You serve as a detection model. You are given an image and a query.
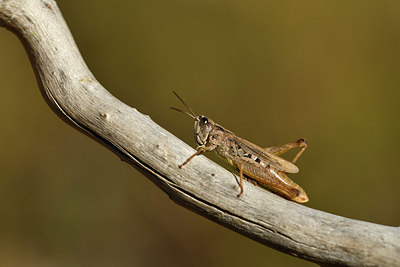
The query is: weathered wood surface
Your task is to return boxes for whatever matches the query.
[0,0,399,265]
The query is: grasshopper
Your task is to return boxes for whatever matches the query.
[171,91,309,203]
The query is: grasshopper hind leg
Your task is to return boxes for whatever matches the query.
[265,139,307,164]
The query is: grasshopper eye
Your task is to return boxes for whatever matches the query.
[200,116,208,124]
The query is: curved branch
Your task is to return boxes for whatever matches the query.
[1,0,399,265]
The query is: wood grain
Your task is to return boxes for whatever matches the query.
[0,0,399,265]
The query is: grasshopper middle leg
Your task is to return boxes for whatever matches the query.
[237,165,244,197]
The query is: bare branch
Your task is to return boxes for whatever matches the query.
[0,0,399,265]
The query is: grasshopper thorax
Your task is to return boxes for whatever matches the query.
[194,115,214,146]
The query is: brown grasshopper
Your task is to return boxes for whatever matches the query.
[171,91,309,203]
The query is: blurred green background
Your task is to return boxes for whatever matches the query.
[1,0,400,266]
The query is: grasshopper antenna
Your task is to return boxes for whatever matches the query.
[170,91,198,120]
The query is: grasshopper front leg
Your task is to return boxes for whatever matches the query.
[179,147,206,168]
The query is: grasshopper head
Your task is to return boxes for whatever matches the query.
[194,115,214,146]
[171,91,215,146]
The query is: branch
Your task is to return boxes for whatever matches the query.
[1,0,399,265]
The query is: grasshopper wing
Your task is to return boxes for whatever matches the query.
[232,136,299,174]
